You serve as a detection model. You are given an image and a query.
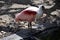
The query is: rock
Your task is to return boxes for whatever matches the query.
[44,4,55,9]
[24,22,28,26]
[1,31,6,35]
[24,26,28,29]
[0,15,14,26]
[9,4,30,8]
[0,34,23,40]
[8,10,19,13]
[0,32,2,36]
[0,15,13,23]
[0,32,3,38]
[41,14,47,18]
[0,1,5,3]
[51,10,60,17]
[16,29,31,38]
[20,22,25,25]
[1,5,9,10]
[32,22,36,26]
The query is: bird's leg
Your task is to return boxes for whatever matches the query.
[28,22,33,36]
[28,22,32,29]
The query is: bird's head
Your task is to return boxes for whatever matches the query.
[35,4,48,20]
[38,4,47,14]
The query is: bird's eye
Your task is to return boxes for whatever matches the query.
[42,6,45,10]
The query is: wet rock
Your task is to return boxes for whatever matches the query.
[16,29,31,38]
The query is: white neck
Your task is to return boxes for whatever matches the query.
[37,5,43,14]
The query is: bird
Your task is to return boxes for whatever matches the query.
[15,5,45,29]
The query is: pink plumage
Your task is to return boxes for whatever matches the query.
[15,5,43,22]
[15,10,36,22]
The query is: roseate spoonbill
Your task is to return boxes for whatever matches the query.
[15,5,46,29]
